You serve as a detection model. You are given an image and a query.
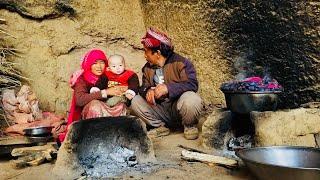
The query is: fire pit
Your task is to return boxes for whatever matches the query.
[53,116,155,179]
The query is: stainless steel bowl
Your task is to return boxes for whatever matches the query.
[236,146,320,180]
[222,91,280,114]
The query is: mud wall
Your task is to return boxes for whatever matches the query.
[1,0,319,114]
[1,0,146,114]
[140,0,320,108]
[140,0,232,106]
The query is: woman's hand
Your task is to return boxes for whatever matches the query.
[116,86,128,93]
[104,87,123,96]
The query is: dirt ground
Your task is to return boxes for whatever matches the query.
[0,132,253,180]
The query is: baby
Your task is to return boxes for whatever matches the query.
[91,54,139,107]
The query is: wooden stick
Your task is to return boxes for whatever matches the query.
[177,144,207,154]
[181,149,238,168]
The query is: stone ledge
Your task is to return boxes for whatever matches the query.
[252,108,320,147]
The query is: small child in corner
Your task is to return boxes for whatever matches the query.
[91,54,139,107]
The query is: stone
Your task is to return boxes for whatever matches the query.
[201,109,233,150]
[315,133,320,148]
[252,108,320,147]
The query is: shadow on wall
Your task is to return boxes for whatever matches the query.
[206,0,319,108]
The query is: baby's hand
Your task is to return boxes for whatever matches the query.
[125,89,136,100]
[90,87,100,93]
[125,93,134,100]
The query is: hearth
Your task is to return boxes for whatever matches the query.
[53,116,156,179]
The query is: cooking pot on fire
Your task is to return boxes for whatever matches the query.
[222,91,281,114]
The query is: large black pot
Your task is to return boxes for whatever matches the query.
[222,91,281,114]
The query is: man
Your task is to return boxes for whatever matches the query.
[130,27,203,140]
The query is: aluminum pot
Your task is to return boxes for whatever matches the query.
[23,126,53,137]
[236,146,320,180]
[222,91,280,114]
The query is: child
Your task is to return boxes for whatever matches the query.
[92,54,139,107]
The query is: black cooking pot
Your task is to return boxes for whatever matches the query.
[23,126,53,137]
[222,91,281,114]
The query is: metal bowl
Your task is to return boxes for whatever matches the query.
[236,146,320,180]
[222,91,280,114]
[23,126,53,137]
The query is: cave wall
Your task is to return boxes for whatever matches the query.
[140,0,320,108]
[1,0,147,114]
[140,0,232,106]
[1,0,319,114]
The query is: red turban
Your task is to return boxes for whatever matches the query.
[141,27,173,49]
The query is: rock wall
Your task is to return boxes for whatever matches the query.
[1,0,319,114]
[201,107,320,150]
[1,0,146,114]
[252,108,320,147]
[140,0,320,108]
[140,0,232,106]
[201,109,233,150]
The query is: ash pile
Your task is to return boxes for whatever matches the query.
[80,145,139,177]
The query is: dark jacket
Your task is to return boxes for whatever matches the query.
[73,76,104,107]
[140,52,198,100]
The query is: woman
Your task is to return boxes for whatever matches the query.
[58,49,127,142]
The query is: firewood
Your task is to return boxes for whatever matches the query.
[11,156,33,169]
[43,150,52,161]
[10,142,58,168]
[11,142,58,157]
[26,153,46,166]
[181,149,238,168]
[12,161,26,169]
[11,149,54,168]
[177,144,207,154]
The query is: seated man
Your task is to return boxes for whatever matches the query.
[130,27,203,140]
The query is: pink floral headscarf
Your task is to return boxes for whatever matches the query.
[69,49,108,87]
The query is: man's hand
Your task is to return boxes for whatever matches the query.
[146,88,156,105]
[154,84,168,99]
